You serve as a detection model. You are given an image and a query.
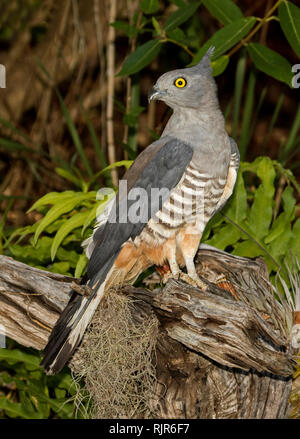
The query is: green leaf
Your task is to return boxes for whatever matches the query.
[141,0,160,14]
[268,223,292,258]
[110,21,138,38]
[56,247,79,268]
[0,116,32,143]
[152,17,162,36]
[167,27,187,44]
[28,191,75,213]
[279,0,300,57]
[9,238,52,264]
[225,171,247,223]
[205,223,240,250]
[282,184,296,216]
[51,211,90,260]
[75,253,88,278]
[0,138,36,154]
[264,212,289,244]
[55,168,82,188]
[264,185,296,244]
[233,239,264,258]
[164,1,202,32]
[202,0,243,25]
[0,349,40,369]
[247,43,293,87]
[169,0,185,6]
[25,380,75,418]
[192,17,256,63]
[290,218,300,256]
[52,372,77,395]
[48,261,71,275]
[0,398,33,419]
[33,192,96,244]
[56,91,93,177]
[211,55,229,76]
[118,40,162,76]
[123,106,145,127]
[282,103,300,160]
[89,160,132,186]
[248,157,276,239]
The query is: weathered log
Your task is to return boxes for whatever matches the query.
[0,249,296,418]
[0,256,71,349]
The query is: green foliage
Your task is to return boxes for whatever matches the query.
[279,0,300,57]
[227,50,300,164]
[0,341,85,419]
[192,16,257,63]
[247,43,293,87]
[164,1,202,32]
[211,55,229,76]
[5,189,116,277]
[202,0,243,25]
[203,157,300,279]
[118,39,163,77]
[141,0,160,15]
[116,0,298,86]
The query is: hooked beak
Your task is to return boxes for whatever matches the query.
[148,86,165,103]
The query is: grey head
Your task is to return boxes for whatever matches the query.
[148,47,216,110]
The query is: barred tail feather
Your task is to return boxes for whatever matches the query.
[41,254,119,375]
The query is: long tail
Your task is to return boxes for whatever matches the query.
[41,252,120,375]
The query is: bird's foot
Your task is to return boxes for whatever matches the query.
[161,271,175,284]
[160,270,207,290]
[156,263,173,284]
[179,272,207,291]
[157,264,207,291]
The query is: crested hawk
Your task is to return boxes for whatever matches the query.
[41,48,239,374]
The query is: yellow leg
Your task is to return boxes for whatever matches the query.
[176,229,207,290]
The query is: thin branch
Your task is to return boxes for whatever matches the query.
[228,0,283,58]
[220,212,282,272]
[163,38,195,58]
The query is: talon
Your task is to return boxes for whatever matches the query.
[156,263,172,283]
[179,272,207,290]
[161,271,174,284]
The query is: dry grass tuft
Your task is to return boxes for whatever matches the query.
[70,290,159,419]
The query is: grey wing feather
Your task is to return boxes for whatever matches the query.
[87,137,193,283]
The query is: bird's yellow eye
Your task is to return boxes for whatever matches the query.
[174,77,186,88]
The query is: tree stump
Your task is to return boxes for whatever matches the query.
[0,247,296,418]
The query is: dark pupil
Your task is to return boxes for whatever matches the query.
[178,80,183,85]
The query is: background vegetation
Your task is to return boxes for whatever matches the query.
[0,0,299,418]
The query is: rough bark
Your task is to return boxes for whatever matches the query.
[0,249,295,418]
[0,256,71,349]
